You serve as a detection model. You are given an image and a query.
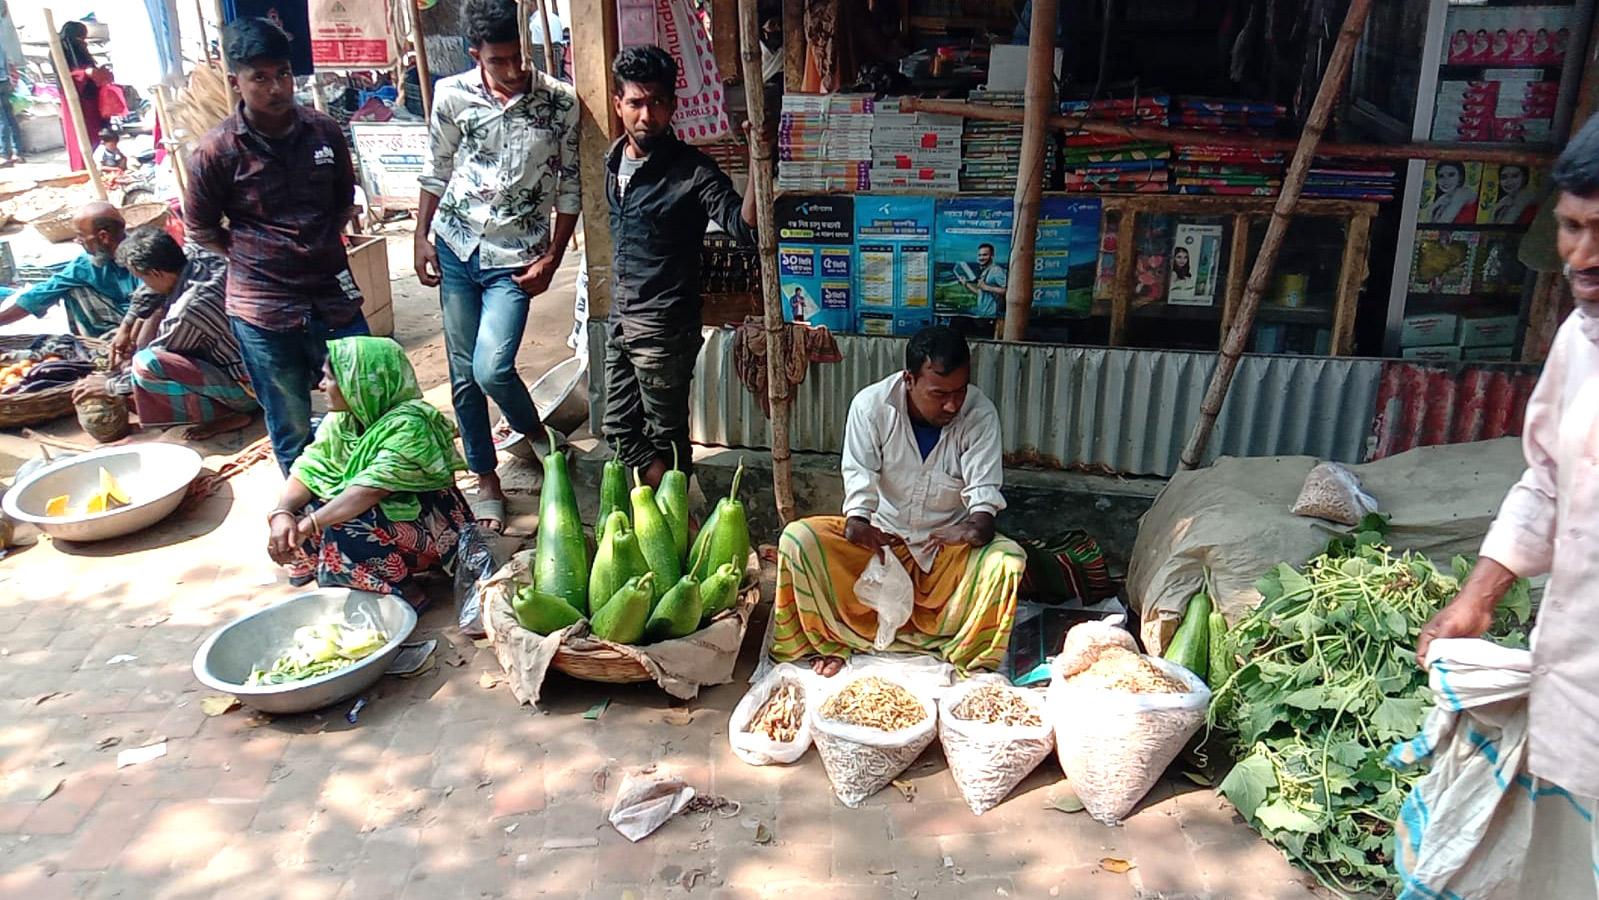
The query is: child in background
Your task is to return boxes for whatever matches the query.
[93,126,127,171]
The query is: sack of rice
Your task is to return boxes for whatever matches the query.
[729,663,813,766]
[938,676,1054,815]
[809,673,937,808]
[1048,643,1209,824]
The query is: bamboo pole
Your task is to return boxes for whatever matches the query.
[150,86,189,207]
[737,0,794,523]
[212,0,238,104]
[517,0,536,72]
[1177,0,1375,471]
[537,0,557,77]
[194,0,213,67]
[43,10,107,201]
[900,96,1555,168]
[1000,0,1057,341]
[411,0,434,120]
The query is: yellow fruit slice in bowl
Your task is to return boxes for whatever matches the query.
[85,492,108,514]
[45,494,70,517]
[99,467,130,506]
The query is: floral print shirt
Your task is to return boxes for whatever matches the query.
[418,68,581,271]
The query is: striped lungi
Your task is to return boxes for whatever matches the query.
[129,347,257,427]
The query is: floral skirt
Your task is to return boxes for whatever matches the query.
[307,488,471,595]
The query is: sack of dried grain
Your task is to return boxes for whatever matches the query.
[729,663,814,766]
[1048,649,1209,824]
[1291,461,1378,525]
[809,673,939,808]
[938,676,1054,815]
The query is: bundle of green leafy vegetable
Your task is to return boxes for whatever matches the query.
[1208,529,1529,897]
[247,618,391,686]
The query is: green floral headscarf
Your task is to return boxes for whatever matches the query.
[290,336,464,522]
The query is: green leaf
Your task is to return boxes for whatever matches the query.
[1254,799,1322,834]
[1218,751,1275,821]
[1371,696,1428,740]
[1327,740,1367,769]
[1282,686,1328,710]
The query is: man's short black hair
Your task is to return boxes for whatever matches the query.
[905,325,970,377]
[612,45,677,96]
[977,242,995,253]
[1554,114,1599,198]
[98,126,120,142]
[115,226,187,275]
[223,17,292,72]
[464,0,521,47]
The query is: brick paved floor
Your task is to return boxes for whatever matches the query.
[0,457,1324,899]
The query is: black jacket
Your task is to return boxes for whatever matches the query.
[606,134,755,338]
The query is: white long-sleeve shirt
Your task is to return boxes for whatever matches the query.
[1480,308,1599,796]
[841,372,1006,568]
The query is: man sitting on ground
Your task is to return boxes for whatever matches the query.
[0,201,137,337]
[769,325,1027,676]
[72,226,257,440]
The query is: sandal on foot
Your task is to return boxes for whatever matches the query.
[471,497,506,534]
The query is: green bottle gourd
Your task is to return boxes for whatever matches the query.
[698,562,742,620]
[1206,610,1235,691]
[630,468,680,604]
[534,426,588,612]
[590,573,654,644]
[687,502,722,580]
[699,462,750,581]
[591,511,649,615]
[598,457,629,526]
[512,586,585,635]
[645,575,703,642]
[657,446,691,564]
[1162,590,1212,681]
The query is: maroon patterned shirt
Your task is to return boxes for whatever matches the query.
[184,104,363,332]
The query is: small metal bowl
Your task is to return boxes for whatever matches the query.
[2,443,203,542]
[192,588,418,715]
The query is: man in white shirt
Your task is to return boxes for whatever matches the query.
[770,326,1026,676]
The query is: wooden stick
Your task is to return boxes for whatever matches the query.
[150,86,189,207]
[411,0,435,120]
[536,0,557,78]
[900,96,1554,168]
[737,0,793,524]
[194,0,213,67]
[1178,0,1374,470]
[518,0,536,73]
[43,10,107,201]
[1000,0,1057,341]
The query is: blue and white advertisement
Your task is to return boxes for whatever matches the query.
[1033,196,1102,317]
[932,197,1013,319]
[777,195,854,332]
[854,194,936,336]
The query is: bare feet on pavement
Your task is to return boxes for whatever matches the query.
[811,655,845,677]
[183,411,256,441]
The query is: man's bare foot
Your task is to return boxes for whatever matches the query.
[811,655,845,677]
[183,411,255,441]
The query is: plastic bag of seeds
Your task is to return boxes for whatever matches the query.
[1291,461,1378,525]
[729,663,814,766]
[937,676,1054,815]
[809,672,938,808]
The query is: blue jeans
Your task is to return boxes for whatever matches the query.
[231,314,369,475]
[436,240,543,474]
[0,89,19,159]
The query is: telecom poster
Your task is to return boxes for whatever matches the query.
[932,197,1013,319]
[1033,196,1102,317]
[777,195,854,332]
[854,194,936,335]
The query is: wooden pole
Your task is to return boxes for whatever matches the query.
[1000,0,1057,341]
[900,96,1554,168]
[151,86,189,207]
[213,0,238,104]
[411,0,435,120]
[571,0,618,317]
[537,0,557,77]
[1177,0,1374,471]
[517,0,535,72]
[43,10,107,201]
[194,0,213,67]
[737,0,794,524]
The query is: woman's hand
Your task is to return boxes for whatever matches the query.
[267,511,299,564]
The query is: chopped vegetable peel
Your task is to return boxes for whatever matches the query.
[246,614,390,686]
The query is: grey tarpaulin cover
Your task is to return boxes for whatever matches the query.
[1128,438,1527,654]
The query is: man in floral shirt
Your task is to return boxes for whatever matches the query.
[416,0,580,531]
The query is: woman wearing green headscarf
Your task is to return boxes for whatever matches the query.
[266,336,471,605]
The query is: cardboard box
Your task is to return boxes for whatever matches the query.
[346,234,394,337]
[1459,315,1519,348]
[1402,344,1464,362]
[1401,313,1461,348]
[1463,344,1516,361]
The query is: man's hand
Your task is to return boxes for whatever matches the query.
[844,515,901,554]
[414,236,441,288]
[512,253,560,297]
[71,373,111,403]
[108,322,135,368]
[1415,557,1518,666]
[929,512,996,549]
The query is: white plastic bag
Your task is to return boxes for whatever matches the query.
[854,550,915,650]
[608,767,696,842]
[1291,461,1379,525]
[1048,654,1210,824]
[809,672,938,808]
[938,676,1055,815]
[1056,614,1139,679]
[729,663,814,766]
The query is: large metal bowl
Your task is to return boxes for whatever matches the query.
[2,443,203,542]
[192,588,418,715]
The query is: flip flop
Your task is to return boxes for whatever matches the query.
[470,497,506,534]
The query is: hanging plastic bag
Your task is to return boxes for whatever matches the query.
[453,523,500,638]
[809,672,938,808]
[854,549,914,651]
[728,662,814,766]
[938,676,1054,815]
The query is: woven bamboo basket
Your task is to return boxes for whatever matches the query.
[0,336,108,429]
[32,208,77,243]
[550,576,762,683]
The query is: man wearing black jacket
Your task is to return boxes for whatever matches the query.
[604,45,757,488]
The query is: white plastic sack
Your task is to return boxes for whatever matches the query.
[729,663,814,766]
[1056,614,1139,679]
[938,676,1054,815]
[1388,638,1598,900]
[1048,654,1209,824]
[809,672,939,808]
[854,550,915,651]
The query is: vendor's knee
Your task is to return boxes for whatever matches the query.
[129,347,161,379]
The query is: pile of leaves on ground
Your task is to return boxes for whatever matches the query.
[1208,520,1530,896]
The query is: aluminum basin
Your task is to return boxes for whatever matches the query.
[192,588,418,715]
[2,443,203,542]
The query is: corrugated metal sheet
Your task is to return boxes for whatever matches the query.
[1368,362,1540,460]
[588,323,1385,476]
